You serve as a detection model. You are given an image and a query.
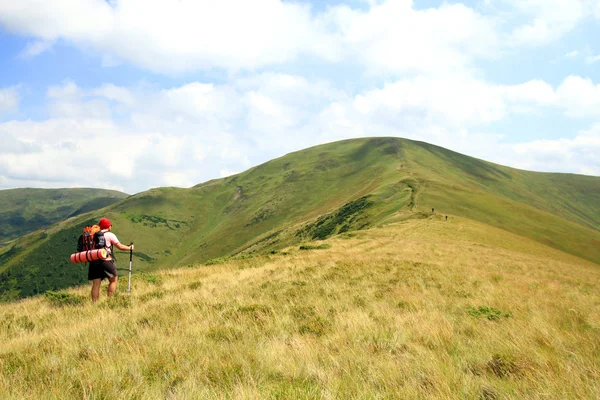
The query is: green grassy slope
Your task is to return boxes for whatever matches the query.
[405,141,600,231]
[0,217,598,398]
[0,137,598,300]
[0,188,129,246]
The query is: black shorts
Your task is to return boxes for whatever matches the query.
[88,260,118,281]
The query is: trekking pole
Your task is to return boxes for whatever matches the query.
[128,242,133,293]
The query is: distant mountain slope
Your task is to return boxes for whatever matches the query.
[0,137,598,301]
[0,188,129,246]
[404,141,600,231]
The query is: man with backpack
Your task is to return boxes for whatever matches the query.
[88,217,134,302]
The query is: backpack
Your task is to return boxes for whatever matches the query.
[77,225,101,252]
[93,230,114,260]
[93,230,106,250]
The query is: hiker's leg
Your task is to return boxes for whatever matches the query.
[107,276,118,297]
[91,279,101,302]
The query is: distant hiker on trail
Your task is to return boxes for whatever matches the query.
[89,218,134,302]
[446,215,448,221]
[432,208,434,213]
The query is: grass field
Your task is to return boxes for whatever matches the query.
[1,216,598,399]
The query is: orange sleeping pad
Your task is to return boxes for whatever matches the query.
[70,249,108,263]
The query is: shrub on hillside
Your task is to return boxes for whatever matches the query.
[44,291,86,307]
[299,244,332,250]
[468,306,511,321]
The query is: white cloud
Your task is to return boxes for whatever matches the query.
[556,76,600,118]
[18,39,54,58]
[586,54,600,64]
[0,80,262,192]
[0,132,40,155]
[240,74,345,143]
[323,1,499,76]
[46,82,111,118]
[0,118,134,188]
[0,0,330,73]
[334,76,558,129]
[0,75,342,192]
[160,83,241,121]
[91,84,135,106]
[161,171,195,188]
[560,46,600,64]
[500,80,558,113]
[0,87,20,115]
[510,125,600,175]
[561,45,600,64]
[503,0,589,46]
[219,169,240,178]
[565,50,579,58]
[2,0,586,77]
[47,81,82,99]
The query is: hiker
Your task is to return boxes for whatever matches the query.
[89,218,134,302]
[445,215,448,221]
[432,208,434,213]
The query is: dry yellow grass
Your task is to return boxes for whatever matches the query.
[0,216,599,399]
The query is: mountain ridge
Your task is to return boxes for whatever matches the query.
[0,187,129,246]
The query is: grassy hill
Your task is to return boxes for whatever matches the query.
[0,217,598,398]
[0,137,598,301]
[0,188,128,246]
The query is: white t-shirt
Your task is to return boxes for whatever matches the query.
[103,231,119,259]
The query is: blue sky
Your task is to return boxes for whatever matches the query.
[0,0,599,194]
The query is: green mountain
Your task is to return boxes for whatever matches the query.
[0,137,598,301]
[0,188,129,246]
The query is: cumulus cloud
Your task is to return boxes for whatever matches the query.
[326,76,558,130]
[47,81,82,99]
[91,84,135,106]
[45,82,111,119]
[510,125,600,175]
[0,131,40,155]
[17,39,54,58]
[0,87,20,115]
[1,0,592,76]
[505,0,589,46]
[237,74,347,150]
[0,117,161,192]
[586,54,600,64]
[320,1,499,76]
[0,0,329,73]
[0,81,259,192]
[563,45,600,64]
[0,118,128,189]
[565,50,580,58]
[556,76,600,118]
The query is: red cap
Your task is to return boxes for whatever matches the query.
[99,218,111,229]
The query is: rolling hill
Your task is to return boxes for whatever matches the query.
[0,188,129,246]
[0,137,598,301]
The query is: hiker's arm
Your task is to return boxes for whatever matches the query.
[114,242,134,251]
